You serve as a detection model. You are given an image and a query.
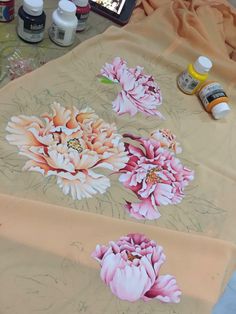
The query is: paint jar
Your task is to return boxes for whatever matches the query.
[71,0,90,32]
[49,0,77,47]
[177,56,213,95]
[0,0,14,22]
[17,0,46,43]
[198,81,230,119]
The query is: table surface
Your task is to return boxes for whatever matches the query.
[0,0,115,88]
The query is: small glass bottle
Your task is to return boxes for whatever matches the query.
[198,81,230,119]
[71,0,90,32]
[177,56,213,95]
[49,0,77,47]
[17,0,46,43]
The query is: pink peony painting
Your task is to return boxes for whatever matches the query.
[92,233,181,303]
[100,57,163,117]
[119,133,194,220]
[6,102,128,200]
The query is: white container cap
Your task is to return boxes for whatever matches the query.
[72,0,88,6]
[194,56,213,74]
[212,102,230,119]
[23,0,43,16]
[58,0,76,15]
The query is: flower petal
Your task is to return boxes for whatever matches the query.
[50,102,71,126]
[125,198,161,220]
[112,90,138,116]
[91,244,109,264]
[55,170,110,200]
[109,265,152,302]
[143,275,181,303]
[100,253,124,284]
[140,256,156,284]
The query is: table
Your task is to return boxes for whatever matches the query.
[0,0,114,87]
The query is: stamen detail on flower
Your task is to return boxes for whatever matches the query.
[146,167,163,184]
[67,138,83,153]
[127,251,141,262]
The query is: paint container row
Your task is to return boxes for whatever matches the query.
[0,0,90,46]
[177,56,231,120]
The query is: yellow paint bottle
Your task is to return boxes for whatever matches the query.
[177,56,213,95]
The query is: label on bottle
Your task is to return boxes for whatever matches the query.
[177,70,200,94]
[17,15,44,42]
[17,16,44,43]
[0,3,14,22]
[76,12,89,31]
[198,83,227,108]
[49,22,76,46]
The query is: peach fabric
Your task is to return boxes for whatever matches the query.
[133,0,236,63]
[1,194,236,313]
[0,0,236,313]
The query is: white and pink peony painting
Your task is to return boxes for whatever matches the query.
[92,233,181,303]
[99,57,163,117]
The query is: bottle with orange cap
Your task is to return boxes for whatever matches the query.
[198,81,230,119]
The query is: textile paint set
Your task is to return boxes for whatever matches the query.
[0,0,90,46]
[1,2,231,119]
[177,56,230,120]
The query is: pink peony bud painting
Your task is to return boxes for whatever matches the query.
[99,57,163,118]
[92,233,181,303]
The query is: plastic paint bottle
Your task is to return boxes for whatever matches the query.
[49,0,77,47]
[0,0,14,22]
[177,56,213,95]
[17,0,46,43]
[71,0,90,32]
[198,81,230,119]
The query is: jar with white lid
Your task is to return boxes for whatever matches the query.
[49,0,77,47]
[17,0,46,43]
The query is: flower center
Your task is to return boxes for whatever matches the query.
[67,138,83,153]
[146,167,162,184]
[127,251,141,262]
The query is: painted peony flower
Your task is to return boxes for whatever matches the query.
[92,233,181,303]
[100,57,163,117]
[119,134,194,220]
[6,102,128,200]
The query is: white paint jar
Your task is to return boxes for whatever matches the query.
[49,0,77,47]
